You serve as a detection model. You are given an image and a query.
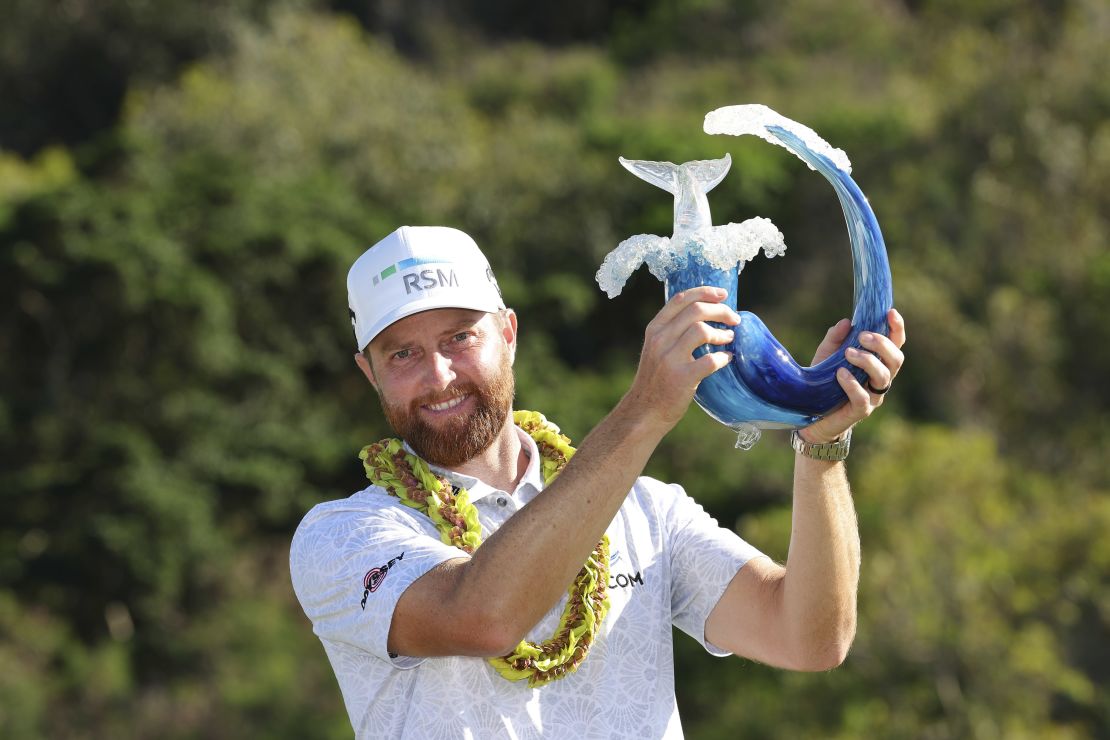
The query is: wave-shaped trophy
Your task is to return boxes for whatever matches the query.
[597,104,895,449]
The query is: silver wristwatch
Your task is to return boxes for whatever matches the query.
[791,429,852,461]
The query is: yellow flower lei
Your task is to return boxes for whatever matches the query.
[359,410,611,687]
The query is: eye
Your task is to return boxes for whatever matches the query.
[392,348,412,361]
[452,332,470,343]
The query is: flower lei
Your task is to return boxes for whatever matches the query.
[359,410,611,687]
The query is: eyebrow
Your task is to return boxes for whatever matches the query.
[377,317,482,354]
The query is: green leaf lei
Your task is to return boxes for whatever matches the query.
[359,410,611,687]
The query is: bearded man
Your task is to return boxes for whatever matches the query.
[290,225,906,739]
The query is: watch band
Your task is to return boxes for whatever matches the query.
[791,429,852,461]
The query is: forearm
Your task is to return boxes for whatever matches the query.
[707,310,903,669]
[451,399,667,648]
[780,454,860,667]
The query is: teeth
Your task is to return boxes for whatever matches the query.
[427,395,467,412]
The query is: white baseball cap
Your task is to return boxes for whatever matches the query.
[347,226,506,351]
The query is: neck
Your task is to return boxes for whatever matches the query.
[444,411,528,494]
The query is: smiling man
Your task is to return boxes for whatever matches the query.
[290,225,906,739]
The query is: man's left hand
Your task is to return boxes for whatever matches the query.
[798,308,906,445]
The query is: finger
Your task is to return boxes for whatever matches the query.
[653,287,730,327]
[811,318,852,364]
[887,308,906,348]
[859,331,905,378]
[817,319,852,351]
[837,366,873,415]
[846,347,892,391]
[677,299,742,327]
[651,300,741,352]
[691,349,732,381]
[674,322,735,358]
[825,318,852,343]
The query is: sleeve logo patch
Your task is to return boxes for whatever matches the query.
[361,552,404,609]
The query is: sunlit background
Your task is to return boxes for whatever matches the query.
[2,1,1107,737]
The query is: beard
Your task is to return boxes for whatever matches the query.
[378,349,515,468]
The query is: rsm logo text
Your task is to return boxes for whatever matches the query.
[403,268,459,294]
[370,256,456,289]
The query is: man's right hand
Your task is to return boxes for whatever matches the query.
[621,286,741,432]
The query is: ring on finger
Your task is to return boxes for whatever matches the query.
[866,380,891,395]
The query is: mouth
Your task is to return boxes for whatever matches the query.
[421,393,471,414]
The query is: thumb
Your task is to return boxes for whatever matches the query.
[811,319,851,365]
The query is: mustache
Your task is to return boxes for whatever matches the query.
[410,384,478,410]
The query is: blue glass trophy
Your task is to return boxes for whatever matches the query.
[597,105,894,448]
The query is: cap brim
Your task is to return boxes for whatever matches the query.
[359,295,505,351]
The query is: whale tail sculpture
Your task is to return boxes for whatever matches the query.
[598,104,894,449]
[618,156,731,197]
[619,155,730,237]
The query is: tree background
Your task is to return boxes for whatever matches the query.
[2,1,1107,737]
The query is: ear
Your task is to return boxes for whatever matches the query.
[354,351,379,391]
[500,309,519,365]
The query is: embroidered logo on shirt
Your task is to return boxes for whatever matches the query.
[608,571,645,589]
[361,552,404,609]
[607,551,644,589]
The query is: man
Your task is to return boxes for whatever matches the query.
[290,225,906,738]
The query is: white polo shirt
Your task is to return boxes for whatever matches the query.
[290,426,766,739]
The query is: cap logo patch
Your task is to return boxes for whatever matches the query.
[371,256,454,286]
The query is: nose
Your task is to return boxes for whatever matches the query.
[425,351,456,390]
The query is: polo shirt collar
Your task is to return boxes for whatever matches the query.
[402,424,545,503]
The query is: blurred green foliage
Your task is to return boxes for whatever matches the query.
[1,1,1107,737]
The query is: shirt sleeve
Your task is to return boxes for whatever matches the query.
[289,492,467,668]
[664,482,767,656]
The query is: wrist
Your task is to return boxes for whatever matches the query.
[614,387,680,436]
[791,428,852,461]
[797,425,849,445]
[609,395,674,443]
